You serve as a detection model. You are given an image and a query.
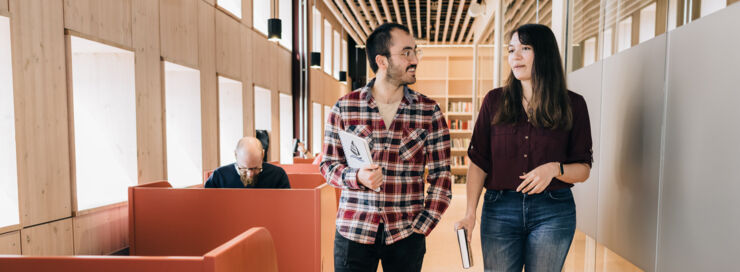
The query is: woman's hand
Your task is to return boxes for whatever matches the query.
[517,162,559,195]
[454,215,476,242]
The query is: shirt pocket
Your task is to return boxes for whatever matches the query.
[399,128,428,163]
[492,125,517,159]
[538,128,569,160]
[346,124,374,151]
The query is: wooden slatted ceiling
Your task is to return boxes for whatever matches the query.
[328,0,476,45]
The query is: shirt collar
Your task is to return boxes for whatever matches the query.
[359,78,418,104]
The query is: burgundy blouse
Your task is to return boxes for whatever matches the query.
[467,88,593,191]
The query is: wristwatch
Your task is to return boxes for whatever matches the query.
[559,162,564,176]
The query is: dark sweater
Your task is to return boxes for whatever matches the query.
[204,162,290,189]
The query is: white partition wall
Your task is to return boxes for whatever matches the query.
[70,36,137,211]
[218,76,243,165]
[164,62,202,188]
[279,94,293,164]
[312,103,323,156]
[0,16,19,228]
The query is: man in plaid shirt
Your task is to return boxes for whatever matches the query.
[320,23,452,272]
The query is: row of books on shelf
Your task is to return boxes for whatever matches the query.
[448,119,472,130]
[451,138,471,149]
[451,156,468,167]
[448,101,473,113]
[452,175,467,184]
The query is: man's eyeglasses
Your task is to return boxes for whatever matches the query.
[237,166,262,174]
[390,48,423,60]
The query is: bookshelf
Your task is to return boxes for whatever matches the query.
[368,47,496,184]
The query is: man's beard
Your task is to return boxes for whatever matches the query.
[387,59,417,85]
[239,173,256,187]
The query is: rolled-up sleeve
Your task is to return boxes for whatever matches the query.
[320,103,364,190]
[565,94,594,167]
[467,91,494,174]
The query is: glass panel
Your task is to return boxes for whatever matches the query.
[71,36,137,210]
[254,86,272,132]
[279,0,292,50]
[639,3,657,43]
[312,102,322,157]
[164,62,202,188]
[584,37,597,66]
[700,0,726,16]
[279,94,293,164]
[342,38,348,72]
[218,76,243,166]
[0,16,19,227]
[617,17,632,52]
[252,0,270,35]
[324,20,332,75]
[569,0,602,71]
[217,0,242,19]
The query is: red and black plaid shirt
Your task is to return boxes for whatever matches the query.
[321,78,452,245]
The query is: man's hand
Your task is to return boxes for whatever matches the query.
[358,164,383,190]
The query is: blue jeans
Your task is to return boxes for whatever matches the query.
[480,189,576,272]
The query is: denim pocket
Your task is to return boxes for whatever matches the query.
[547,188,573,201]
[484,190,502,203]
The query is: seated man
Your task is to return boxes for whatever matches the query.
[205,136,290,189]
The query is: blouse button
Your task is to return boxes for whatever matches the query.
[523,154,528,158]
[525,136,529,140]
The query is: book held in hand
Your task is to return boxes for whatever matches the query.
[338,130,381,192]
[457,228,474,269]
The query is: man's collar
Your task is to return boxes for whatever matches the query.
[359,78,418,104]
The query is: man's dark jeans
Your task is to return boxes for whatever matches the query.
[334,224,426,272]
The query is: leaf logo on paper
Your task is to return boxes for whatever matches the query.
[350,141,365,162]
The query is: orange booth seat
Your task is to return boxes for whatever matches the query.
[129,180,337,272]
[276,163,321,174]
[0,227,278,272]
[293,157,315,164]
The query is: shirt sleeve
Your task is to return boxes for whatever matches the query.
[204,171,219,188]
[412,104,452,235]
[320,103,365,190]
[565,94,594,167]
[467,91,495,173]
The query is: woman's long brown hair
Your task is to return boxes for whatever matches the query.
[493,24,572,130]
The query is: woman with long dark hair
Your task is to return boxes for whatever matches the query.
[455,24,593,271]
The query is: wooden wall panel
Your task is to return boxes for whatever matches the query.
[159,0,199,68]
[63,0,133,48]
[21,218,74,256]
[0,0,7,14]
[241,0,252,27]
[251,30,276,90]
[199,1,219,173]
[215,10,241,80]
[9,0,73,227]
[241,25,255,137]
[278,47,292,95]
[72,205,127,255]
[0,231,21,254]
[132,0,166,183]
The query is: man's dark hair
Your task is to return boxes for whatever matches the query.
[365,23,410,73]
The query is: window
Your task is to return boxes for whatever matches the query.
[583,37,596,66]
[333,30,340,79]
[0,16,19,227]
[617,17,632,52]
[668,0,678,31]
[254,86,272,132]
[164,62,202,188]
[218,76,243,165]
[603,28,614,58]
[70,36,137,210]
[700,0,726,17]
[312,103,323,156]
[312,7,321,54]
[324,19,332,75]
[253,0,270,35]
[279,94,293,164]
[639,3,657,43]
[279,0,292,50]
[342,38,348,72]
[217,0,242,19]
